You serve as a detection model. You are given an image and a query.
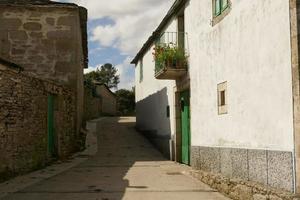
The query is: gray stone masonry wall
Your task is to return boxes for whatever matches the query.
[0,63,77,181]
[0,5,84,86]
[191,146,294,193]
[95,85,117,116]
[83,85,102,124]
[189,170,299,200]
[0,4,87,146]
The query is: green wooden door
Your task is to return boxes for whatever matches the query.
[47,95,55,157]
[181,90,190,165]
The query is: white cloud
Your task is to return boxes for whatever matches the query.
[115,56,135,90]
[89,47,103,55]
[59,0,174,89]
[84,65,101,74]
[61,0,174,55]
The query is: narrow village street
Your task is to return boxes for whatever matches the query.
[0,117,229,200]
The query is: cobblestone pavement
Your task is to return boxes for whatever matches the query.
[0,117,230,200]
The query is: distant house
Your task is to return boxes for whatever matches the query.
[132,0,300,195]
[94,84,117,116]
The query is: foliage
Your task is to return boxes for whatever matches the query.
[115,89,135,116]
[84,63,120,89]
[152,43,188,72]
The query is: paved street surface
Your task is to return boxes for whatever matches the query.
[0,117,229,200]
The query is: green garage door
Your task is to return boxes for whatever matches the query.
[181,90,190,165]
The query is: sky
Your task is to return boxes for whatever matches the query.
[58,0,174,90]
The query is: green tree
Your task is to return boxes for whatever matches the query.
[115,89,135,116]
[84,63,120,89]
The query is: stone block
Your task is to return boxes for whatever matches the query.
[45,17,55,26]
[220,148,232,178]
[231,148,248,181]
[199,146,220,173]
[267,151,293,192]
[29,11,43,18]
[29,32,43,39]
[248,149,267,185]
[190,146,200,169]
[230,185,253,200]
[47,30,72,39]
[0,32,10,58]
[268,195,283,200]
[57,16,76,27]
[253,194,267,200]
[56,39,75,53]
[0,18,22,30]
[9,30,28,40]
[55,61,75,74]
[28,55,45,63]
[11,48,26,55]
[23,22,42,31]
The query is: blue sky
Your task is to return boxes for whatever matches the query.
[58,0,173,90]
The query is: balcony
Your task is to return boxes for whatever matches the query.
[153,32,188,80]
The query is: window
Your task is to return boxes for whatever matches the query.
[166,105,170,118]
[214,0,228,16]
[139,58,143,82]
[218,82,228,115]
[212,0,231,25]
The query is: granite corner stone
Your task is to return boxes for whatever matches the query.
[190,146,200,170]
[231,148,248,181]
[248,149,268,185]
[199,146,220,173]
[267,151,293,192]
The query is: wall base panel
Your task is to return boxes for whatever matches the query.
[191,146,294,192]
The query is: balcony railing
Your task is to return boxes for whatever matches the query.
[154,32,188,80]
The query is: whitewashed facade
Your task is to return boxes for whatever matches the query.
[132,0,300,193]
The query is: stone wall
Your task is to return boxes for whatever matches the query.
[95,85,117,116]
[0,4,85,86]
[83,84,102,123]
[189,170,298,200]
[191,147,294,193]
[0,62,76,181]
[0,3,87,151]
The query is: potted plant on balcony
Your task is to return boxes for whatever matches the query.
[153,43,188,73]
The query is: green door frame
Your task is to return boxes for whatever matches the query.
[180,90,190,165]
[47,95,56,157]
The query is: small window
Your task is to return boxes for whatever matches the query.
[218,82,228,115]
[212,0,231,25]
[139,58,143,83]
[214,0,229,16]
[220,90,226,106]
[215,0,221,16]
[221,0,228,11]
[166,105,170,118]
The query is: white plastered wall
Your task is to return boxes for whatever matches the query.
[135,18,178,137]
[185,0,294,151]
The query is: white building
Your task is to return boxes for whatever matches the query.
[132,0,300,194]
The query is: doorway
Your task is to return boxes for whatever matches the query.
[47,94,57,157]
[180,90,190,165]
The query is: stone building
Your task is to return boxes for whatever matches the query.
[0,0,88,141]
[0,57,77,180]
[0,0,87,180]
[84,82,117,120]
[94,84,117,116]
[83,82,102,122]
[132,0,300,197]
